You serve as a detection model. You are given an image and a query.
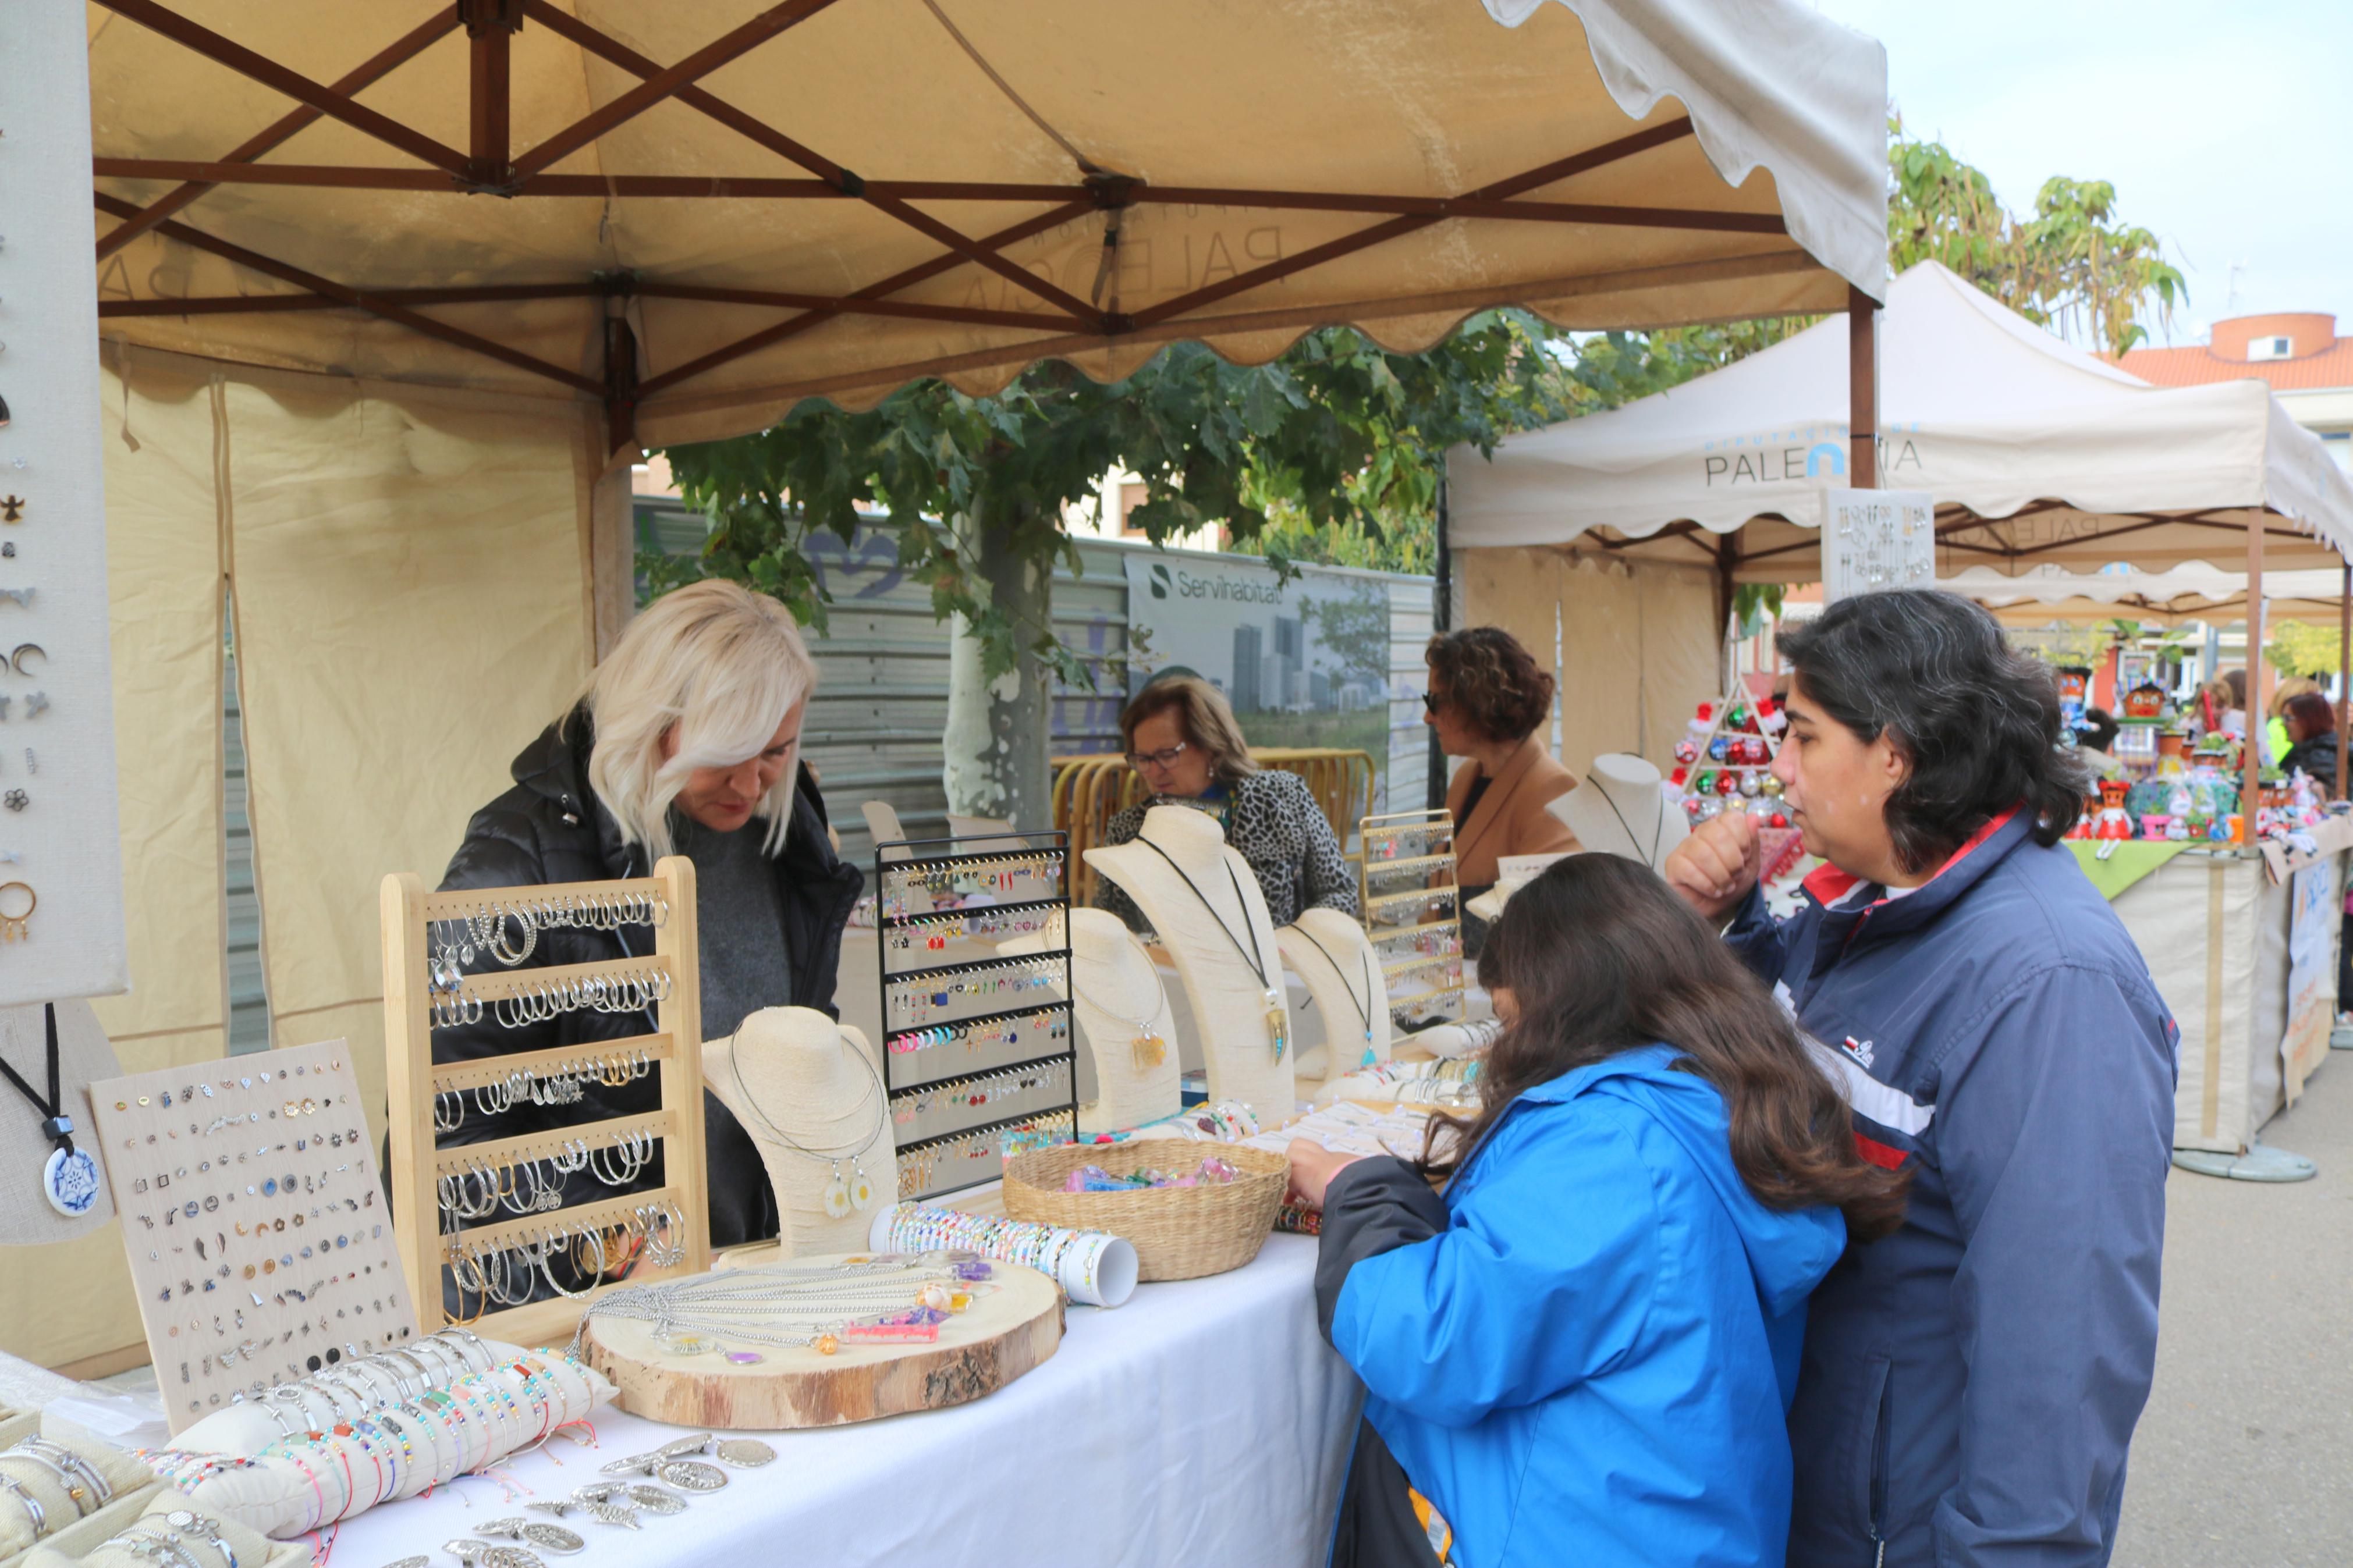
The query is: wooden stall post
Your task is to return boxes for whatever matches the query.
[2338,560,2349,800]
[381,872,443,1321]
[652,854,711,1279]
[2246,519,2264,832]
[1848,285,1879,490]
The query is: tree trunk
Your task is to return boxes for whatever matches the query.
[942,497,1053,830]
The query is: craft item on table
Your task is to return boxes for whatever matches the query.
[1002,1140,1287,1283]
[876,834,1080,1202]
[1402,1016,1500,1060]
[16,1499,292,1568]
[577,1250,1065,1426]
[1276,906,1390,1082]
[879,849,1065,920]
[1131,832,1288,1062]
[1355,806,1465,1032]
[1312,1055,1482,1110]
[707,1010,892,1241]
[1060,1155,1240,1192]
[88,1039,420,1433]
[140,1336,613,1541]
[0,1001,117,1233]
[1083,1098,1262,1147]
[1087,808,1297,1117]
[1050,907,1180,1136]
[2091,779,2136,841]
[382,861,712,1350]
[0,1432,159,1560]
[1364,820,1451,862]
[870,1204,1137,1307]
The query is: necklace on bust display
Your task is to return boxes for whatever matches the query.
[1069,973,1169,1072]
[1131,833,1287,1062]
[723,1027,886,1219]
[1290,923,1379,1070]
[1592,778,1665,867]
[0,1004,102,1217]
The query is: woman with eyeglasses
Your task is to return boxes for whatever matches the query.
[1425,628,1580,902]
[1095,674,1359,934]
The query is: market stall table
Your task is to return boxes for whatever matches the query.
[322,1235,1354,1568]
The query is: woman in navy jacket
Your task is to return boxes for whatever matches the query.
[1293,855,1907,1567]
[1666,589,2176,1568]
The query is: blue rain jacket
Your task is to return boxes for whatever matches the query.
[1725,808,2177,1567]
[1328,1043,1847,1568]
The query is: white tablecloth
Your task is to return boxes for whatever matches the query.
[328,1236,1357,1567]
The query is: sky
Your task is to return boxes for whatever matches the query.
[1809,0,2353,347]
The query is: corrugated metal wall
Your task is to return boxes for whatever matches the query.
[636,500,1434,872]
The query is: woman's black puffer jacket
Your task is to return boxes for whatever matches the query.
[425,703,861,1292]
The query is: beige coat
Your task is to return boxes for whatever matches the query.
[1446,734,1580,887]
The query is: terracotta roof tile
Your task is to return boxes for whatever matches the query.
[2114,339,2353,392]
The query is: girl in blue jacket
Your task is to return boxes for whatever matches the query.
[1293,854,1908,1568]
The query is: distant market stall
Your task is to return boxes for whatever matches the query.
[1445,257,2353,1165]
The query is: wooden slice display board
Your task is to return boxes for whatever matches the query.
[580,1251,1063,1430]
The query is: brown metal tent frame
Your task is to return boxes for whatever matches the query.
[87,0,1883,467]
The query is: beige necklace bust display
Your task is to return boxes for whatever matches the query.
[1060,908,1181,1133]
[1276,906,1392,1087]
[1085,805,1296,1119]
[704,1008,898,1258]
[1551,753,1688,871]
[0,1000,118,1243]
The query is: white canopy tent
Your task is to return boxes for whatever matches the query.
[1446,258,2353,810]
[1950,563,2353,630]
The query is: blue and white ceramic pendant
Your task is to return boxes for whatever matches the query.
[42,1144,101,1217]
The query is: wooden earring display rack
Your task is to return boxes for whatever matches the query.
[1358,808,1466,1029]
[381,858,711,1350]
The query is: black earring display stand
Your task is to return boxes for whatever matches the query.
[876,831,1079,1201]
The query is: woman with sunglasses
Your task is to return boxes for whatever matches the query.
[1095,674,1358,933]
[1425,628,1580,918]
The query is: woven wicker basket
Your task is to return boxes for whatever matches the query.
[1002,1142,1288,1282]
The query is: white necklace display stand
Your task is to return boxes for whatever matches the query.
[705,1008,898,1259]
[0,1000,119,1243]
[1085,806,1297,1121]
[1276,908,1392,1090]
[1008,908,1180,1136]
[1551,753,1688,872]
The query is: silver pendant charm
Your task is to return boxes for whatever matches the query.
[715,1437,778,1469]
[519,1526,583,1556]
[43,1144,101,1217]
[654,1459,727,1492]
[624,1483,687,1514]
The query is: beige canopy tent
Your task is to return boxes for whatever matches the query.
[89,0,1891,453]
[31,1,1896,1374]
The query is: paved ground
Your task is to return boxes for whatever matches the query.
[2114,1052,2353,1566]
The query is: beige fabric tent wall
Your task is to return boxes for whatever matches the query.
[1460,546,1720,781]
[5,351,597,1374]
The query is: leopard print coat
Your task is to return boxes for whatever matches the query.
[1094,769,1360,934]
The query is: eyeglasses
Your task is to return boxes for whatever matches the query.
[1125,742,1188,771]
[1421,691,1442,714]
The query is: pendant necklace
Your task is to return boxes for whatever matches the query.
[1,1004,102,1217]
[1593,780,1665,867]
[1291,923,1379,1069]
[1132,834,1288,1062]
[723,1029,886,1219]
[1069,975,1168,1072]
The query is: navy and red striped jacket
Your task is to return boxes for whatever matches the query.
[1726,808,2177,1568]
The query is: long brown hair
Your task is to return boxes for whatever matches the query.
[1426,855,1908,1242]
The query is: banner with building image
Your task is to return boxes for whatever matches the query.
[1123,552,1397,812]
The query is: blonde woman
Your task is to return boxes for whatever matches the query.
[434,581,860,1295]
[1096,674,1358,933]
